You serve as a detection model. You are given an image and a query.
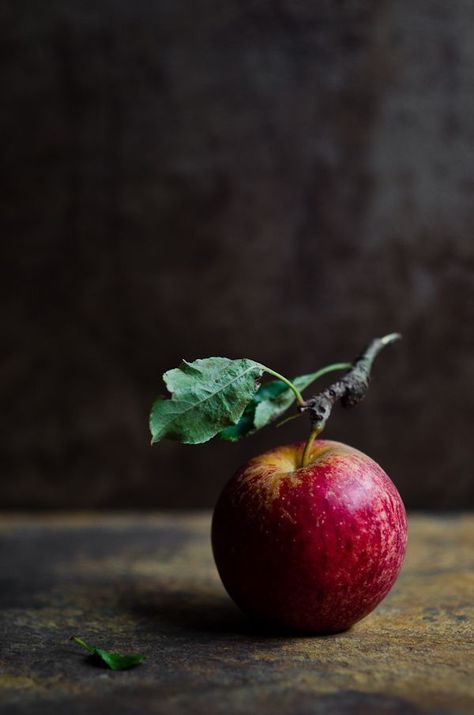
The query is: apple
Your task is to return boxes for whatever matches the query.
[212,439,407,634]
[150,335,405,631]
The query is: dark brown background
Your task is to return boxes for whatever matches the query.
[1,1,473,510]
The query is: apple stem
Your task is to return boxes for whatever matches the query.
[299,333,401,450]
[301,427,322,468]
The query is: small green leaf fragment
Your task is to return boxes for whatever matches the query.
[150,357,263,445]
[94,649,145,671]
[71,636,145,671]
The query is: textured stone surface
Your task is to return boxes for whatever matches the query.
[0,1,474,508]
[0,512,473,714]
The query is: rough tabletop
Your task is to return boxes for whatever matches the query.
[0,513,472,715]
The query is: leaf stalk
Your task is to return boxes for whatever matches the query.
[255,364,305,406]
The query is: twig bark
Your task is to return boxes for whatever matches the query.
[300,333,401,433]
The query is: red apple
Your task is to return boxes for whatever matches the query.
[212,439,407,633]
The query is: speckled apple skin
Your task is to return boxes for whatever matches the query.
[212,440,407,634]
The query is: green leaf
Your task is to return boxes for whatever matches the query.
[218,379,288,441]
[149,358,263,445]
[219,363,351,440]
[71,637,145,670]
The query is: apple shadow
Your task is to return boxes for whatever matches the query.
[121,586,343,640]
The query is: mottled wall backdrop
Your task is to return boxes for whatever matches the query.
[1,1,473,509]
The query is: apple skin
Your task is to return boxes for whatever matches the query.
[212,440,407,634]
